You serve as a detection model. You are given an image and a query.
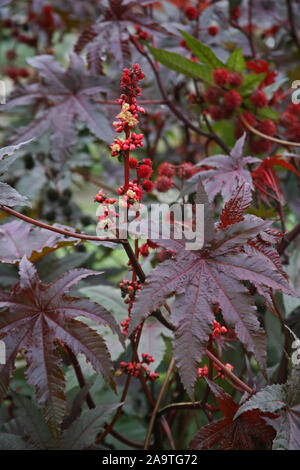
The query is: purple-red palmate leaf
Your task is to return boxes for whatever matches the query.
[189,380,276,450]
[0,220,78,264]
[185,133,259,202]
[0,257,122,437]
[129,182,295,398]
[74,0,169,69]
[0,140,34,208]
[4,54,114,168]
[234,369,300,450]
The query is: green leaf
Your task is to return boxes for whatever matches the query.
[239,74,266,96]
[4,393,56,449]
[60,402,121,449]
[138,317,172,372]
[257,107,280,120]
[226,48,246,73]
[80,285,128,320]
[148,46,213,84]
[180,31,224,69]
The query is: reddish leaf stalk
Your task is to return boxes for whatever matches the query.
[0,205,124,244]
[205,350,253,395]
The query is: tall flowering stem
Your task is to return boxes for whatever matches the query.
[112,64,145,191]
[94,64,158,384]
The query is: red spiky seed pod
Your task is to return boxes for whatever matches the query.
[204,86,223,104]
[224,90,242,110]
[257,119,277,136]
[142,158,152,167]
[155,176,173,192]
[209,105,225,121]
[129,157,138,169]
[137,164,153,179]
[250,138,272,154]
[142,179,154,192]
[157,162,176,178]
[213,68,230,86]
[178,162,196,179]
[250,89,268,108]
[229,71,243,88]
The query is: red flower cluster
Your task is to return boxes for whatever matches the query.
[138,239,158,258]
[119,279,141,301]
[94,189,116,205]
[117,181,143,209]
[216,363,234,379]
[246,59,277,88]
[94,190,119,229]
[120,317,130,336]
[212,320,228,338]
[197,362,234,380]
[109,64,154,197]
[110,133,144,156]
[113,100,145,133]
[142,353,155,364]
[135,26,149,41]
[197,365,208,378]
[120,355,159,381]
[120,63,145,98]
